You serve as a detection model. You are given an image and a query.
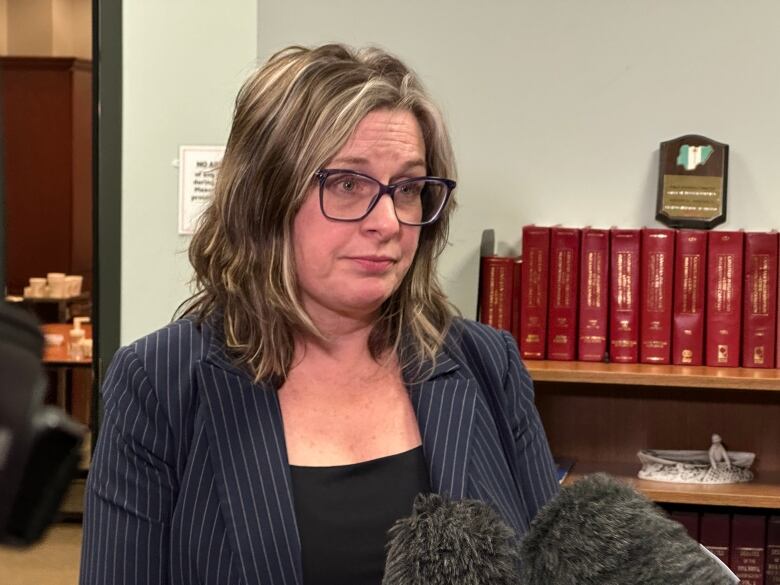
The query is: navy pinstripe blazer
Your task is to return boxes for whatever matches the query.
[80,316,558,585]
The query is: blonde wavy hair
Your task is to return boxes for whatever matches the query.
[182,44,458,382]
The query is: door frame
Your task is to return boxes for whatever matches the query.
[91,0,122,439]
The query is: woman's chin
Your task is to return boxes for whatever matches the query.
[335,290,394,317]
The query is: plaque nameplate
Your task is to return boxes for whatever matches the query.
[656,135,728,229]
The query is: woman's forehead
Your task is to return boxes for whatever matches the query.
[331,110,425,167]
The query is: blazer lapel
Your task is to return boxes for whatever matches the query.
[409,345,529,536]
[198,339,302,585]
[408,351,477,500]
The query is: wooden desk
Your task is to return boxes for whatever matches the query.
[41,323,92,366]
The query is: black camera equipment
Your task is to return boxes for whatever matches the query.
[0,301,86,546]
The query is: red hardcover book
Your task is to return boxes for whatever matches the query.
[706,231,745,367]
[767,515,780,585]
[730,514,766,585]
[578,228,610,362]
[510,257,522,343]
[700,512,731,567]
[520,226,550,360]
[672,229,708,365]
[743,232,779,368]
[547,227,580,360]
[609,229,641,363]
[640,228,675,364]
[670,510,700,541]
[778,274,780,372]
[478,256,514,332]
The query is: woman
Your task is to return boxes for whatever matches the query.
[80,44,558,585]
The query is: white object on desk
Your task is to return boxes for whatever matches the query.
[82,339,93,359]
[65,275,83,296]
[47,273,67,298]
[29,277,46,297]
[44,333,64,346]
[68,328,85,359]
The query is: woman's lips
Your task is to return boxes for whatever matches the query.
[348,256,396,272]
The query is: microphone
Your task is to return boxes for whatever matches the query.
[519,473,735,584]
[382,492,520,585]
[384,473,735,585]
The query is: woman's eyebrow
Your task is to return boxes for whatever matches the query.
[329,156,370,168]
[396,159,427,174]
[328,157,427,174]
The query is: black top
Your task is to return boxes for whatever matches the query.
[289,446,430,585]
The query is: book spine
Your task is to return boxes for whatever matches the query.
[672,229,708,365]
[743,232,779,368]
[479,257,514,332]
[578,228,610,362]
[706,231,745,367]
[767,515,780,585]
[670,510,700,541]
[640,228,675,364]
[511,257,523,344]
[609,229,641,363]
[547,227,580,360]
[520,226,551,360]
[700,512,731,567]
[730,514,766,585]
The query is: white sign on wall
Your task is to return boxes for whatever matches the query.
[178,145,226,235]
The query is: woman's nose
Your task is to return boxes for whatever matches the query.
[361,193,401,235]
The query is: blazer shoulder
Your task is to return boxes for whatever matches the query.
[105,316,213,446]
[125,316,211,374]
[109,316,212,407]
[446,318,515,372]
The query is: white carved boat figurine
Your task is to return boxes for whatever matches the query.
[637,449,755,484]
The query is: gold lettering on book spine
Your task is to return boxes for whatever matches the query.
[487,265,497,325]
[487,265,507,326]
[681,254,701,314]
[767,543,780,575]
[527,248,543,309]
[716,254,735,313]
[554,249,574,308]
[646,252,667,311]
[586,251,602,308]
[750,254,770,316]
[617,251,633,310]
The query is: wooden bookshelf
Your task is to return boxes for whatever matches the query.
[527,360,780,392]
[564,461,780,509]
[529,360,780,510]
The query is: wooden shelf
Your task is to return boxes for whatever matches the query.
[527,360,780,391]
[564,461,780,509]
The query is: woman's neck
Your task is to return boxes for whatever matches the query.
[293,306,392,374]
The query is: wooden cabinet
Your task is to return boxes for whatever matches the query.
[1,57,93,294]
[529,361,780,508]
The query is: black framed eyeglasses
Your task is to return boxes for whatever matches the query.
[314,169,456,226]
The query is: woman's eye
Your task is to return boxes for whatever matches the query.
[399,183,422,196]
[340,179,355,192]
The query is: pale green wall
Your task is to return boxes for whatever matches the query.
[121,0,256,343]
[121,1,780,341]
[257,0,780,318]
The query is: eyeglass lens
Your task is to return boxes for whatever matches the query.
[321,172,447,224]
